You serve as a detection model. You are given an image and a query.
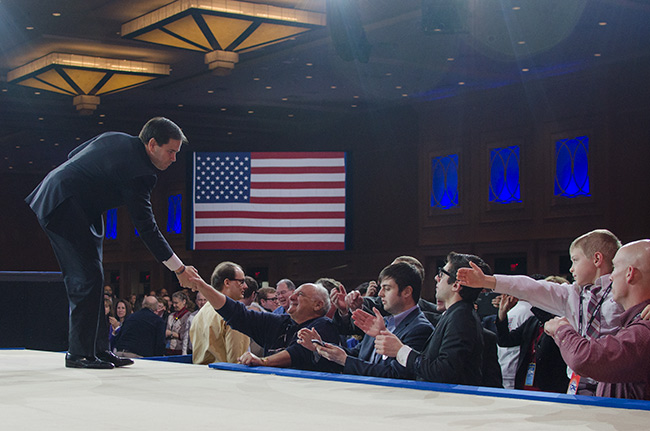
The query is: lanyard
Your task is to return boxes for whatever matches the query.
[578,283,612,336]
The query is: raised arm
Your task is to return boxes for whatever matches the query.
[456,261,496,290]
[190,274,227,310]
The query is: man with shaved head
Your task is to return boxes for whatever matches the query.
[190,276,341,372]
[544,240,650,399]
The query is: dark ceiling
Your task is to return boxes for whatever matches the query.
[2,0,650,174]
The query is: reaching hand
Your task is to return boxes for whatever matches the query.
[315,343,348,366]
[351,307,386,337]
[346,290,364,313]
[497,294,518,321]
[297,327,322,352]
[176,265,199,289]
[543,316,571,337]
[456,261,495,289]
[365,281,378,297]
[238,351,265,367]
[374,330,403,358]
[641,304,650,321]
[330,285,348,314]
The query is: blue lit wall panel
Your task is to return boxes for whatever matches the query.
[489,146,521,204]
[167,194,182,234]
[106,208,117,240]
[555,136,590,198]
[431,155,459,209]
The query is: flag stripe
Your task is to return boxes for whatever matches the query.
[194,218,345,227]
[251,166,345,174]
[250,196,345,204]
[196,226,346,234]
[195,241,345,251]
[196,211,345,219]
[252,152,344,159]
[251,181,345,189]
[251,188,344,197]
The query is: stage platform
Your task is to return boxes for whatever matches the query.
[1,349,649,430]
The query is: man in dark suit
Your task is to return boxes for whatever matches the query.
[26,117,198,369]
[298,262,434,379]
[114,296,166,358]
[374,252,490,386]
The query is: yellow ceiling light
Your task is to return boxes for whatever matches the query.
[7,53,170,115]
[121,0,326,75]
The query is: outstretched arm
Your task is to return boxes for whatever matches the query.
[456,261,497,290]
[189,273,227,310]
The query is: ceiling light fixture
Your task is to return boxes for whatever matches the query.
[7,53,170,115]
[121,0,326,76]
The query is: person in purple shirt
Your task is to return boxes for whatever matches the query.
[544,240,650,400]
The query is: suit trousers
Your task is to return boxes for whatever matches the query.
[39,198,109,357]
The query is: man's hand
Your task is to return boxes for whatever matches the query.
[315,343,348,366]
[351,307,386,337]
[544,317,571,337]
[330,285,348,315]
[297,327,322,352]
[497,294,518,322]
[365,281,378,297]
[345,290,364,313]
[641,304,650,320]
[374,330,403,358]
[238,352,265,367]
[175,265,199,289]
[456,261,496,290]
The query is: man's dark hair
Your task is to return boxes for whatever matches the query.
[210,261,243,291]
[446,252,492,303]
[139,117,188,146]
[378,261,422,303]
[243,276,259,299]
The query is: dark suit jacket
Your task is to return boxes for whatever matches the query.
[25,132,173,262]
[496,315,569,392]
[218,297,342,372]
[343,307,434,379]
[406,300,484,385]
[115,308,166,357]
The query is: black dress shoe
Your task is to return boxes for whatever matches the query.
[97,351,134,367]
[65,353,114,369]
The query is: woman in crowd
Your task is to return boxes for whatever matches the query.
[108,299,132,351]
[166,291,191,355]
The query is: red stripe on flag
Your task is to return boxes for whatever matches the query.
[196,211,345,219]
[194,241,345,250]
[251,181,345,189]
[250,196,345,204]
[251,152,345,159]
[195,226,345,234]
[251,166,345,174]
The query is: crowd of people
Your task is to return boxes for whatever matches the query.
[99,228,650,401]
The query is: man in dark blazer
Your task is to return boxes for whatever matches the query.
[299,262,434,379]
[26,117,198,369]
[374,252,490,386]
[114,296,167,358]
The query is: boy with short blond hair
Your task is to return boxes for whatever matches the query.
[456,229,624,395]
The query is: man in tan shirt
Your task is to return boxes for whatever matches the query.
[190,261,250,365]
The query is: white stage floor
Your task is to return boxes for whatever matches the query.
[1,349,648,430]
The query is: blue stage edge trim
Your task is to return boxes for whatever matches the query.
[208,362,650,412]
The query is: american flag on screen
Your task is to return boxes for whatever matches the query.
[191,152,346,250]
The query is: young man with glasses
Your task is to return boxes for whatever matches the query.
[258,287,280,312]
[372,252,491,386]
